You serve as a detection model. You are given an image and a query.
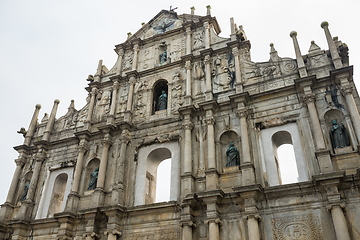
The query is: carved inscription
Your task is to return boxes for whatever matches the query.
[272,214,323,240]
[125,228,180,240]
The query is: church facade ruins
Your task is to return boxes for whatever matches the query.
[0,6,359,240]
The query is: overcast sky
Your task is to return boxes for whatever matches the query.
[0,1,359,204]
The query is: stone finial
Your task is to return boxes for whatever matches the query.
[308,40,322,55]
[269,43,281,62]
[127,32,132,39]
[54,99,60,104]
[69,99,75,109]
[141,22,145,26]
[290,31,297,37]
[190,6,195,15]
[41,113,49,123]
[321,21,329,29]
[35,104,41,109]
[206,5,211,16]
[230,18,235,35]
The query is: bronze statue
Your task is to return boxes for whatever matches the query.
[158,90,167,111]
[226,143,240,167]
[20,181,30,201]
[330,120,350,149]
[159,50,167,65]
[87,167,99,190]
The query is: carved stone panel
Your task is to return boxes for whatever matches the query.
[125,228,180,240]
[272,214,323,240]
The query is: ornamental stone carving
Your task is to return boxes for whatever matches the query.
[272,214,323,240]
[123,51,134,71]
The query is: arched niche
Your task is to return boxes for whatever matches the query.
[81,158,100,194]
[152,80,168,114]
[260,123,309,186]
[323,109,355,152]
[35,168,73,219]
[18,171,32,202]
[134,141,180,206]
[219,131,240,169]
[47,173,68,218]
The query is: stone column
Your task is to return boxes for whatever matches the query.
[86,87,98,128]
[207,219,221,240]
[205,114,218,190]
[111,130,129,204]
[342,86,360,142]
[204,22,210,49]
[71,143,88,193]
[321,21,342,69]
[94,59,103,82]
[181,221,195,240]
[97,140,112,189]
[132,44,139,71]
[183,122,193,174]
[247,215,261,240]
[18,148,46,219]
[42,99,60,141]
[24,104,41,146]
[237,110,255,185]
[115,49,124,75]
[5,158,25,204]
[328,204,351,240]
[204,55,212,93]
[304,94,326,150]
[186,27,192,55]
[232,47,243,93]
[108,81,119,124]
[126,77,136,111]
[290,31,308,78]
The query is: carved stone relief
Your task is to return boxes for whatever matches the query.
[171,74,185,113]
[123,51,134,71]
[117,86,128,114]
[169,42,182,62]
[272,214,323,240]
[94,90,111,122]
[142,48,153,70]
[133,93,146,121]
[212,54,233,93]
[125,228,180,240]
[193,31,204,50]
[193,61,205,96]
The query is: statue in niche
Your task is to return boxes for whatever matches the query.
[20,181,30,201]
[158,90,167,111]
[87,167,99,190]
[226,143,240,167]
[330,120,350,149]
[159,50,167,65]
[227,54,235,88]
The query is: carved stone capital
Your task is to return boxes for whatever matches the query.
[182,122,194,130]
[129,77,137,85]
[101,139,112,148]
[180,221,196,228]
[232,47,239,57]
[203,22,210,29]
[104,230,122,236]
[204,218,222,226]
[302,93,316,104]
[326,201,346,211]
[204,55,211,64]
[15,158,26,167]
[112,81,120,89]
[91,87,99,95]
[236,109,248,119]
[120,132,131,144]
[185,61,192,70]
[186,27,192,34]
[341,85,354,96]
[246,213,261,221]
[133,44,139,52]
[36,149,47,162]
[204,117,215,126]
[76,143,88,153]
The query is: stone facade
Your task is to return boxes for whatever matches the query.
[0,7,359,240]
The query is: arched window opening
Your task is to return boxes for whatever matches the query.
[156,158,171,203]
[152,80,168,114]
[277,144,299,184]
[47,173,68,218]
[272,131,298,185]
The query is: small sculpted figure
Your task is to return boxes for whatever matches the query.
[226,143,240,167]
[20,181,30,201]
[159,50,167,65]
[158,90,167,111]
[330,120,350,149]
[87,167,99,190]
